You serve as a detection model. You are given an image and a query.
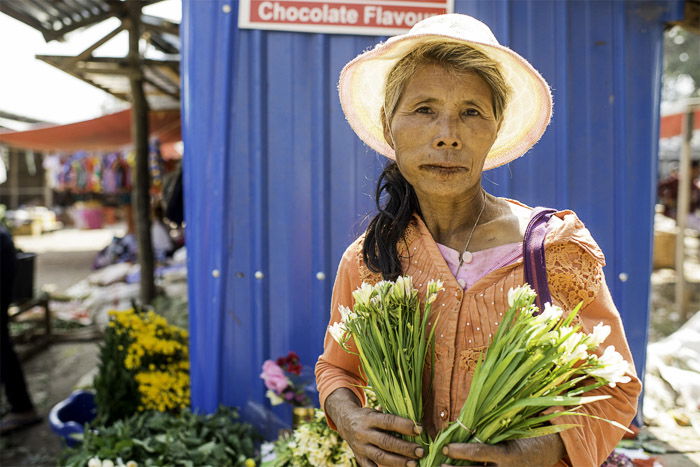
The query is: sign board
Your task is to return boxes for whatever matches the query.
[238,0,454,36]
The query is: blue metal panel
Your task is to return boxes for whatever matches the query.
[182,0,684,424]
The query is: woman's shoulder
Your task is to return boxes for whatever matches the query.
[338,232,383,285]
[545,209,606,266]
[501,197,606,266]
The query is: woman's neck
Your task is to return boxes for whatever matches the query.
[417,187,497,249]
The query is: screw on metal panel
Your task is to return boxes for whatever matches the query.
[255,271,264,279]
[212,269,220,278]
[618,272,629,282]
[316,272,326,280]
[222,4,231,13]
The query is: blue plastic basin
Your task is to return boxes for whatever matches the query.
[48,390,96,446]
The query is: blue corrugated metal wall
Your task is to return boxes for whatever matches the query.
[182,0,685,421]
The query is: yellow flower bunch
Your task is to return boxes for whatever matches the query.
[135,369,191,412]
[108,309,190,412]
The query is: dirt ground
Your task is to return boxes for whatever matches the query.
[1,226,699,466]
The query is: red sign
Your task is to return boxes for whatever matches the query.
[239,0,454,36]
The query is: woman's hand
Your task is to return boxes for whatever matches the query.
[325,388,425,467]
[441,433,565,467]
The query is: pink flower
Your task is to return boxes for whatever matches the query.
[260,360,289,393]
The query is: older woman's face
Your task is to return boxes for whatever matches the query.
[385,64,499,201]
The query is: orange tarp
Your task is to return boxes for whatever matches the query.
[660,110,700,139]
[0,108,181,152]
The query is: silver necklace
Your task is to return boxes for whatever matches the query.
[456,191,486,274]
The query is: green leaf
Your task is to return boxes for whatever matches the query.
[504,423,581,440]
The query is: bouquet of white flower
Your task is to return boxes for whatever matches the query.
[330,276,444,448]
[332,279,632,466]
[423,284,632,465]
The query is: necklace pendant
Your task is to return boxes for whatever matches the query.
[462,251,473,264]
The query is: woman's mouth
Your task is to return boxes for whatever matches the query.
[419,164,468,175]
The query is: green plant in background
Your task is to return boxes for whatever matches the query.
[93,311,140,425]
[93,307,190,425]
[152,294,189,330]
[61,407,260,467]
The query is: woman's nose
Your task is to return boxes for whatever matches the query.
[432,136,463,150]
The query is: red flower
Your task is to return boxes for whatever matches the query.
[277,351,303,375]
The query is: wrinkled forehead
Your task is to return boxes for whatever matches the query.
[397,64,493,105]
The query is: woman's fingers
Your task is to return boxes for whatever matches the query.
[443,442,506,462]
[370,411,423,437]
[365,444,418,467]
[371,431,424,459]
[357,456,378,467]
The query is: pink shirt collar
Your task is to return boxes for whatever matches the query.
[436,242,523,290]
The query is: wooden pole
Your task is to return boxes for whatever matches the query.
[127,1,155,304]
[9,149,19,209]
[675,100,699,320]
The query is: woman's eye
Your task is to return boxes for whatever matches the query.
[415,106,433,114]
[464,108,480,116]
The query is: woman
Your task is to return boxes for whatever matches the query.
[315,14,641,467]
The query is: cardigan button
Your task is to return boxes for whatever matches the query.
[439,410,447,420]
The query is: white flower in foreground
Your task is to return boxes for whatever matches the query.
[393,276,413,300]
[588,323,611,347]
[102,461,115,467]
[536,302,564,323]
[352,282,374,307]
[426,279,445,304]
[88,458,102,467]
[558,328,589,364]
[338,305,356,323]
[329,321,348,345]
[125,462,138,467]
[507,285,536,307]
[590,345,632,387]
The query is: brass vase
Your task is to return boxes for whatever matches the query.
[292,406,315,428]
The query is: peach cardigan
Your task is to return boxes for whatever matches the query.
[315,199,641,466]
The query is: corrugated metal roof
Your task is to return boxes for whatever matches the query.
[0,0,120,42]
[0,1,181,108]
[36,54,180,109]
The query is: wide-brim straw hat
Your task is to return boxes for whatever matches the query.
[338,13,552,170]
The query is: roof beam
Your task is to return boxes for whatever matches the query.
[73,24,125,62]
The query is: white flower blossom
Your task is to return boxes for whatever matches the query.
[352,282,374,307]
[427,279,444,294]
[557,328,589,364]
[338,305,356,323]
[102,461,115,467]
[393,276,413,300]
[588,323,611,347]
[507,284,536,308]
[533,302,564,325]
[88,458,102,467]
[589,345,632,387]
[426,279,444,304]
[125,462,138,467]
[329,321,348,345]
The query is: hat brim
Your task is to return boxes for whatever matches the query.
[338,33,552,170]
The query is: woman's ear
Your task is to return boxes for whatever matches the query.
[381,108,395,149]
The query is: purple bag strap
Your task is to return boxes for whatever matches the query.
[523,207,557,313]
